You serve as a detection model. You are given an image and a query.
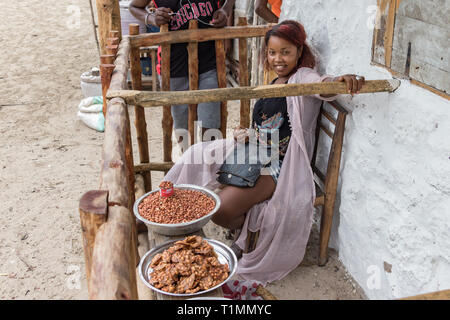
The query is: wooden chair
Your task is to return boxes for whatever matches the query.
[245,100,348,266]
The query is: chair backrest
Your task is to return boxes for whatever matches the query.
[311,101,348,195]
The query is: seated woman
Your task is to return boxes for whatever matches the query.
[164,20,365,284]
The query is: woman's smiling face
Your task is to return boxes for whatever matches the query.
[267,36,302,79]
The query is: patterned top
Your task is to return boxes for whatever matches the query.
[252,80,291,158]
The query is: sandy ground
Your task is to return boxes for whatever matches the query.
[0,0,365,300]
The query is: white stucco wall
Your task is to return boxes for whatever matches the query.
[281,0,450,299]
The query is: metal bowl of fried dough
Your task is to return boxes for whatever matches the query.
[138,236,237,297]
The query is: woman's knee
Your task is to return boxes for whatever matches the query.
[211,208,245,230]
[254,175,276,201]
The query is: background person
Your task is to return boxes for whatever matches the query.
[130,0,235,143]
[255,0,282,23]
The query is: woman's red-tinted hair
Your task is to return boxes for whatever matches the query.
[263,20,316,71]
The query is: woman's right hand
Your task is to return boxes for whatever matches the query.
[233,126,249,143]
[153,7,173,26]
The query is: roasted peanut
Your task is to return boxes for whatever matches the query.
[138,187,215,224]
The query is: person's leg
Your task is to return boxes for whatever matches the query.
[212,175,276,230]
[170,76,190,149]
[197,69,221,141]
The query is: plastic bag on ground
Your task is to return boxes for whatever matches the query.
[77,111,105,132]
[77,96,105,132]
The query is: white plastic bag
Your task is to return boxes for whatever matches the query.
[77,96,105,132]
[78,96,103,113]
[80,67,102,98]
[77,111,105,132]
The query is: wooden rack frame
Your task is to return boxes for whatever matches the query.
[79,21,401,299]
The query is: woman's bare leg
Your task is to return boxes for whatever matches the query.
[212,175,276,230]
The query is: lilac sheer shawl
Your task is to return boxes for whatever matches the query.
[164,68,336,285]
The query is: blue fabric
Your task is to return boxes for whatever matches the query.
[146,25,160,33]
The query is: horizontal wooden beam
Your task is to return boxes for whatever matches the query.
[89,206,137,300]
[320,123,333,139]
[400,289,450,300]
[321,109,337,125]
[130,24,275,48]
[314,195,325,207]
[99,98,132,208]
[108,80,401,108]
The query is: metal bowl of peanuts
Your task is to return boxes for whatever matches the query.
[133,184,221,236]
[138,237,237,297]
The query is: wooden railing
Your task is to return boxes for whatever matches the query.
[79,21,401,299]
[79,34,138,299]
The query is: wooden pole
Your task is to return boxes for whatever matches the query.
[107,37,120,46]
[100,96,139,265]
[110,30,120,39]
[160,24,173,169]
[106,44,119,57]
[124,100,136,211]
[134,174,156,300]
[255,285,278,300]
[95,0,122,55]
[238,17,250,128]
[134,161,174,173]
[187,20,199,145]
[100,98,133,208]
[79,190,108,291]
[100,54,115,65]
[319,111,347,266]
[130,24,275,48]
[250,13,261,109]
[106,37,120,56]
[108,36,131,91]
[100,63,115,116]
[129,23,152,192]
[150,49,157,91]
[107,79,402,108]
[400,289,450,300]
[215,39,228,139]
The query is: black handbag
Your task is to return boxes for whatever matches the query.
[216,142,278,188]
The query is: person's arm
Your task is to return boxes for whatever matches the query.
[255,0,279,23]
[129,0,150,23]
[322,75,365,97]
[211,0,236,28]
[221,0,236,16]
[129,0,172,27]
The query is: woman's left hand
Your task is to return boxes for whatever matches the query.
[334,74,365,95]
[233,126,249,143]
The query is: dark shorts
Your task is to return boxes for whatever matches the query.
[262,159,283,184]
